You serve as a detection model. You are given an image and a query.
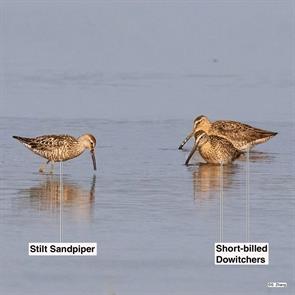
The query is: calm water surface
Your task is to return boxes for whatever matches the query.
[0,118,294,295]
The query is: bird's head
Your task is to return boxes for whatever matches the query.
[79,134,96,150]
[193,115,210,131]
[185,130,208,166]
[78,134,97,171]
[194,130,209,147]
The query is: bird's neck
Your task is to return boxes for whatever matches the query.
[76,143,87,156]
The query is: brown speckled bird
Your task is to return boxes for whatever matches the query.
[185,130,243,165]
[13,134,96,172]
[179,115,277,151]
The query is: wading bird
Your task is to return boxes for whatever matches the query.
[13,134,97,172]
[185,130,243,165]
[179,115,277,151]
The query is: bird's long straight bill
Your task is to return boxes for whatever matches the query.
[91,150,97,171]
[178,130,194,150]
[185,142,198,166]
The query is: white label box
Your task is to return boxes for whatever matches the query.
[28,242,97,256]
[215,242,269,265]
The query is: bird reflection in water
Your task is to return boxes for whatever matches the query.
[238,150,276,163]
[192,149,275,201]
[192,163,237,200]
[20,175,96,221]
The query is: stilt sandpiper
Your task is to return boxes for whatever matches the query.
[13,133,97,172]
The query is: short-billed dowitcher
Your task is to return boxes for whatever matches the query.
[179,115,277,151]
[13,134,97,172]
[185,130,243,165]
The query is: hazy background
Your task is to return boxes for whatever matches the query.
[0,0,294,121]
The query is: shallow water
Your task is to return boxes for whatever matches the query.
[0,117,294,295]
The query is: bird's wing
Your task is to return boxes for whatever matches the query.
[210,135,244,159]
[210,135,235,149]
[27,135,77,151]
[213,121,277,141]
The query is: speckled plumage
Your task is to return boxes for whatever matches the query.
[185,130,243,165]
[13,133,97,171]
[179,115,277,151]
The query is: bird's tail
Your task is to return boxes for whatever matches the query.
[257,130,278,137]
[12,136,32,144]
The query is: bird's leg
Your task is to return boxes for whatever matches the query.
[39,162,47,173]
[49,161,55,174]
